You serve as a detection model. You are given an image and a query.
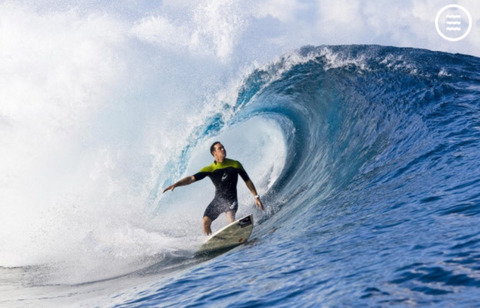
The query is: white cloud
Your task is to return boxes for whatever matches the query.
[263,0,480,56]
[130,0,248,62]
[319,0,361,24]
[130,0,480,64]
[254,0,305,23]
[130,15,191,49]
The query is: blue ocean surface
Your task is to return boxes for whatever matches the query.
[2,45,480,307]
[121,45,480,306]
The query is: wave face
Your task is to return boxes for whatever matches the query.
[122,45,480,307]
[2,44,480,307]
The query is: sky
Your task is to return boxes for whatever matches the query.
[125,0,480,63]
[3,0,478,63]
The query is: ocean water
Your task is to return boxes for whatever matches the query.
[111,45,480,307]
[2,4,480,308]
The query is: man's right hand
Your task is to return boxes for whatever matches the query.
[162,176,196,193]
[162,184,175,193]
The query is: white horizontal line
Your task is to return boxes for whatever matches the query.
[446,21,461,25]
[446,15,461,19]
[446,27,462,31]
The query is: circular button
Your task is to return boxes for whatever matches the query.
[435,4,472,42]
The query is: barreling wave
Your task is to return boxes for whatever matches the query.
[108,45,480,307]
[218,45,476,220]
[135,45,480,306]
[165,45,480,226]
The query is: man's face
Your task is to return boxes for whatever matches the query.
[213,143,226,161]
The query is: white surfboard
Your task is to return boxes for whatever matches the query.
[196,214,253,256]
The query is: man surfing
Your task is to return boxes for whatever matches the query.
[162,141,264,235]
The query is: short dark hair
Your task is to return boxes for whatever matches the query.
[210,141,222,156]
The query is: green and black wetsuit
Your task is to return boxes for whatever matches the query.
[194,158,250,221]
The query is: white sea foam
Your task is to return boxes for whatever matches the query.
[0,1,285,284]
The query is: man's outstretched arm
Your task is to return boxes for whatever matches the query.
[163,175,196,193]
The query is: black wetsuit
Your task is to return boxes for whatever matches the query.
[193,158,250,221]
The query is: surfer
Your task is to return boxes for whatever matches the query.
[162,141,264,235]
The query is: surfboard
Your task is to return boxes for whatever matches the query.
[196,214,253,256]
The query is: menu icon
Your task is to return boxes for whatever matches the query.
[435,4,472,42]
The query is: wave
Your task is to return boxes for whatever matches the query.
[112,40,480,307]
[138,44,480,306]
[217,45,477,219]
[154,45,480,232]
[3,45,480,294]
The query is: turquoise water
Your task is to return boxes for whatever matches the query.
[113,45,480,307]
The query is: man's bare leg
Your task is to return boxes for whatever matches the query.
[226,210,235,223]
[202,216,212,235]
